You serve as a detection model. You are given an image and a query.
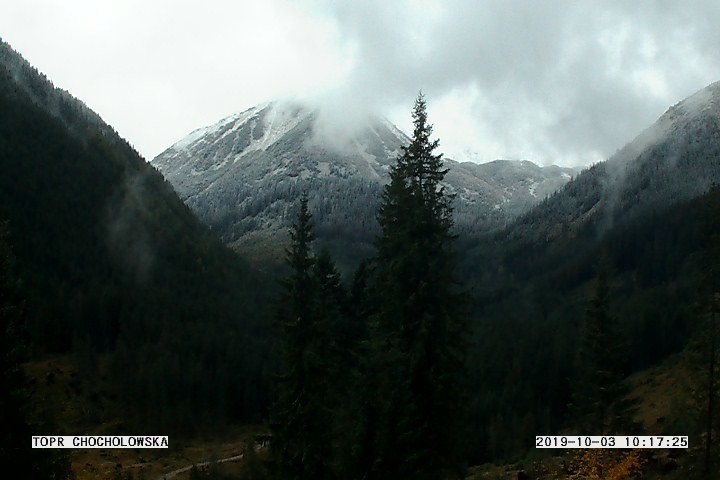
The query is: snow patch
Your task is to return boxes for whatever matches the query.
[458,187,479,203]
[171,107,260,151]
[246,102,309,153]
[380,116,410,144]
[269,166,286,177]
[211,158,228,171]
[528,181,539,198]
[316,161,331,176]
[678,84,718,117]
[354,139,383,179]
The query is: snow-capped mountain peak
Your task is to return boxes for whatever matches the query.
[159,101,313,166]
[152,100,574,273]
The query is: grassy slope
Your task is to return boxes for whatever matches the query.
[466,345,715,479]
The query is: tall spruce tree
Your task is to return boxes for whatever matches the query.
[270,193,334,480]
[364,93,467,479]
[570,258,635,434]
[313,249,353,377]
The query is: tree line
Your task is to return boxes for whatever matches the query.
[264,97,720,478]
[3,46,720,475]
[269,94,468,479]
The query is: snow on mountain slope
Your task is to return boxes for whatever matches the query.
[507,80,720,244]
[153,101,574,271]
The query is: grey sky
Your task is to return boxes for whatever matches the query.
[1,0,719,166]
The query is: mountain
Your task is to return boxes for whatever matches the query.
[5,33,719,471]
[506,80,720,247]
[0,39,273,432]
[457,82,720,461]
[152,101,575,272]
[465,79,720,377]
[460,80,720,291]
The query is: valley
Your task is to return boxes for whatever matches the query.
[1,36,719,479]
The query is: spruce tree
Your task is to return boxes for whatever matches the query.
[0,226,73,479]
[312,249,353,376]
[270,193,334,480]
[700,186,720,475]
[0,226,27,476]
[364,93,467,479]
[570,258,635,434]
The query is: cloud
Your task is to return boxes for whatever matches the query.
[0,0,349,159]
[1,0,719,166]
[311,0,720,165]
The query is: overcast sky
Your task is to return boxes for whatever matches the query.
[2,0,719,166]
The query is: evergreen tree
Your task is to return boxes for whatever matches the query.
[349,259,373,322]
[0,226,73,479]
[361,93,467,479]
[570,257,636,434]
[313,249,346,342]
[312,248,364,475]
[0,225,27,476]
[312,248,353,378]
[700,186,720,475]
[270,193,334,480]
[703,305,718,477]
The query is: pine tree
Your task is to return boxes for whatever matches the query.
[270,193,334,480]
[700,186,720,475]
[0,225,73,479]
[312,248,354,378]
[570,257,636,435]
[362,93,467,479]
[0,225,27,476]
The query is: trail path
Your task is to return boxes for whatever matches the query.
[157,453,244,479]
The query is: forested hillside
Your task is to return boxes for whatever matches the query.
[457,82,720,461]
[0,39,274,435]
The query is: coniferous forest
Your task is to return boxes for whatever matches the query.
[2,37,720,479]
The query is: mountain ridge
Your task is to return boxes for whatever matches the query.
[503,79,720,249]
[153,100,575,272]
[0,38,273,431]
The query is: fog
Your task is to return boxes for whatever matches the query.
[1,0,719,166]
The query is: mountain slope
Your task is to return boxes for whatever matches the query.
[506,80,720,247]
[451,82,720,462]
[153,101,575,272]
[0,39,273,432]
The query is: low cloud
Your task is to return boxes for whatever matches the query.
[3,0,719,167]
[105,172,156,284]
[307,0,720,166]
